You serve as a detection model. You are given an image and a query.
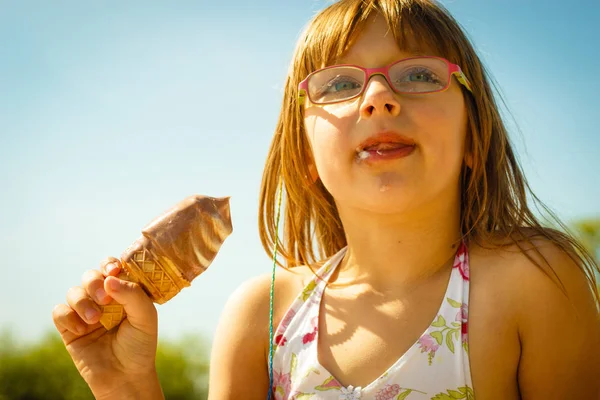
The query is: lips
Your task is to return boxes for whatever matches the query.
[356,131,416,153]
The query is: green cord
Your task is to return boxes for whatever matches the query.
[267,176,284,399]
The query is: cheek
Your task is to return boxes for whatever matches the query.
[303,112,355,171]
[414,99,467,173]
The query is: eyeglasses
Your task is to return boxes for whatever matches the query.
[298,56,472,105]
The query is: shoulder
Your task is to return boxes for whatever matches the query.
[214,262,316,354]
[471,231,598,325]
[470,231,600,397]
[208,263,315,397]
[472,231,598,316]
[228,263,316,320]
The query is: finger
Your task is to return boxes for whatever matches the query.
[66,286,102,325]
[104,276,157,333]
[52,303,87,336]
[99,256,122,277]
[52,304,104,346]
[81,269,112,305]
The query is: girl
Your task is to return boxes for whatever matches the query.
[52,0,600,399]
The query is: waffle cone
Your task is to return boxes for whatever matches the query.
[99,247,191,330]
[98,195,232,331]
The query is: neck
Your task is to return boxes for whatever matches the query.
[334,196,462,293]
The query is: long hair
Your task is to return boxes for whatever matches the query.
[258,0,599,303]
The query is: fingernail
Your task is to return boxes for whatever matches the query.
[77,324,87,335]
[106,263,117,274]
[85,308,99,322]
[96,288,107,303]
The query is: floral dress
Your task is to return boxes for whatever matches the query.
[271,243,474,400]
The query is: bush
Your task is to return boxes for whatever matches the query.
[0,329,210,400]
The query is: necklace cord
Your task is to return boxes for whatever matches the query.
[267,175,284,399]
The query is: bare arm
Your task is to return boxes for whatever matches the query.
[208,275,273,399]
[516,241,600,399]
[94,372,164,400]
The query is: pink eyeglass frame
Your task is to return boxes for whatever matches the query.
[298,56,473,105]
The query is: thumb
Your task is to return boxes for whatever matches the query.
[104,276,157,332]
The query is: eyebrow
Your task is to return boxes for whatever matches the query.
[333,52,431,66]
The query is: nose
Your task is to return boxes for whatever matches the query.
[359,76,401,119]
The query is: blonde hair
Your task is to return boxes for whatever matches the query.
[258,0,599,302]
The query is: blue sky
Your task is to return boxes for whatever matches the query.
[1,0,598,342]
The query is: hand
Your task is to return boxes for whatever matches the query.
[52,257,161,398]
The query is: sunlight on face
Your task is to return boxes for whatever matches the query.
[303,14,468,218]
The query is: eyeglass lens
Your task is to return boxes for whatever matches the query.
[308,58,451,104]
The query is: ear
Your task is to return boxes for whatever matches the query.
[308,163,319,183]
[308,163,319,184]
[303,144,319,184]
[463,128,474,169]
[464,152,473,169]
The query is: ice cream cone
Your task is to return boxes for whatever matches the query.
[98,195,232,330]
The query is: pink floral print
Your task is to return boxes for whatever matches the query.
[375,386,425,400]
[375,384,401,400]
[270,243,472,399]
[300,315,318,344]
[281,309,298,331]
[272,370,292,400]
[455,303,467,322]
[302,328,318,345]
[453,245,469,281]
[457,303,469,348]
[417,334,440,364]
[275,334,288,347]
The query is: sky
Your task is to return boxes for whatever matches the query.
[1,0,599,343]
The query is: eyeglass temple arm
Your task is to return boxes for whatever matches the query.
[298,88,307,106]
[454,71,473,93]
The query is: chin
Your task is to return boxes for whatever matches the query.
[337,188,420,216]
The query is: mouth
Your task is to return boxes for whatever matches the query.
[356,131,416,161]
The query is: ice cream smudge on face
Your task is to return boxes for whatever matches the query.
[357,150,370,160]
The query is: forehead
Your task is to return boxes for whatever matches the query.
[325,14,442,68]
[299,2,465,80]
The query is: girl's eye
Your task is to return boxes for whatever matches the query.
[312,75,363,102]
[409,72,432,82]
[396,68,442,85]
[332,80,360,92]
[322,76,362,93]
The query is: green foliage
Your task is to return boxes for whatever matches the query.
[572,218,600,262]
[0,329,210,400]
[155,334,210,400]
[571,218,600,293]
[0,329,93,399]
